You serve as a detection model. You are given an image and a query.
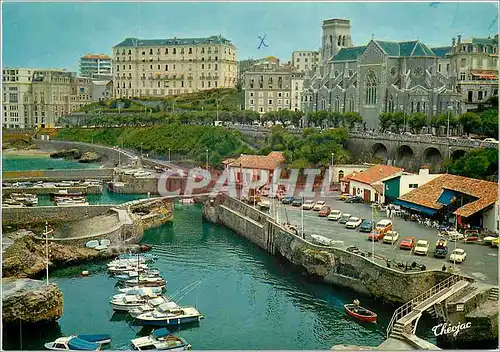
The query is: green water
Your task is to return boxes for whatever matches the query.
[2,154,100,171]
[2,205,438,350]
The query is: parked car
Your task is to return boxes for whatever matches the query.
[282,196,295,205]
[368,230,385,241]
[383,231,400,244]
[291,198,303,207]
[338,193,351,201]
[448,231,465,242]
[359,220,373,233]
[414,240,430,255]
[318,206,331,217]
[375,219,393,234]
[434,239,448,258]
[338,213,351,225]
[345,217,362,229]
[482,137,498,144]
[449,248,467,263]
[313,201,326,211]
[346,196,364,203]
[399,236,415,250]
[302,200,316,210]
[327,210,342,221]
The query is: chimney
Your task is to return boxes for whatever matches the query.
[452,37,456,47]
[457,35,461,44]
[419,168,429,177]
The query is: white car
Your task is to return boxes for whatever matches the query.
[383,231,400,244]
[448,231,465,242]
[312,201,326,211]
[302,200,316,210]
[414,240,430,255]
[482,138,498,144]
[345,217,362,229]
[449,248,467,263]
[327,210,342,221]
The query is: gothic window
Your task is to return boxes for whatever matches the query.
[411,101,414,113]
[413,67,424,77]
[388,96,395,112]
[416,102,421,112]
[334,97,340,112]
[338,35,342,46]
[423,102,427,113]
[364,70,377,105]
[348,96,355,112]
[342,36,346,46]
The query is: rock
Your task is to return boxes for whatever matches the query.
[49,149,82,160]
[79,151,102,163]
[2,278,63,324]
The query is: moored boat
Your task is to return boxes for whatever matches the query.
[77,334,111,345]
[44,336,100,351]
[130,328,191,351]
[124,276,166,287]
[110,293,162,312]
[134,302,203,327]
[129,296,174,318]
[118,286,165,294]
[344,304,377,323]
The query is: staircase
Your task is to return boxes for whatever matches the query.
[389,322,407,340]
[488,287,498,301]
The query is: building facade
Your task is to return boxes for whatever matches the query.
[112,35,237,98]
[449,35,499,111]
[291,51,320,72]
[291,72,305,111]
[2,67,93,128]
[381,168,442,203]
[79,54,112,79]
[91,80,113,102]
[302,18,462,129]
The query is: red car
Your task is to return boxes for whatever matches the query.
[400,236,415,250]
[368,230,384,241]
[318,206,331,217]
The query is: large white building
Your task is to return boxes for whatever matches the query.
[2,67,93,128]
[112,35,237,98]
[79,54,112,79]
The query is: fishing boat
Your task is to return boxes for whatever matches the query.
[44,336,101,351]
[108,263,149,274]
[115,270,161,282]
[124,276,166,287]
[108,258,147,267]
[129,296,174,318]
[344,304,377,323]
[110,293,162,312]
[130,328,192,351]
[118,286,165,294]
[134,302,203,327]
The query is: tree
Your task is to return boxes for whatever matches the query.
[481,109,499,139]
[379,113,393,132]
[343,112,363,130]
[458,112,482,135]
[408,113,427,134]
[392,112,405,133]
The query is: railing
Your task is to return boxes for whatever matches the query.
[386,274,474,338]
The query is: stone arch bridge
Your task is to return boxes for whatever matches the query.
[346,132,496,172]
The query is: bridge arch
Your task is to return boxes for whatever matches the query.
[451,149,467,161]
[422,147,444,173]
[395,145,415,169]
[371,142,388,161]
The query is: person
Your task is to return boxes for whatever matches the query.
[353,299,360,307]
[442,264,447,272]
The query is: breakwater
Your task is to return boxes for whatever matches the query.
[203,194,452,304]
[3,168,114,182]
[3,185,102,196]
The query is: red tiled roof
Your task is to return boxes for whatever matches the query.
[340,172,357,183]
[222,158,236,165]
[398,174,498,217]
[230,151,285,171]
[347,164,403,185]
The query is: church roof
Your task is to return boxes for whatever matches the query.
[375,40,436,57]
[430,46,452,58]
[331,46,367,61]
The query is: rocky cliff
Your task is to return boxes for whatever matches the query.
[2,279,63,324]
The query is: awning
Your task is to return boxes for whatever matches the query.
[471,71,497,80]
[393,200,439,216]
[437,189,456,205]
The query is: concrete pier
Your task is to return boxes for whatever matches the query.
[3,168,114,182]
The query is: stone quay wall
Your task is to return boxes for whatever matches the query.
[3,168,114,182]
[3,185,102,196]
[203,194,453,304]
[2,205,113,227]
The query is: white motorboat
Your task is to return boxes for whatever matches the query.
[130,328,191,351]
[107,258,147,267]
[118,286,164,295]
[44,336,101,351]
[134,303,203,327]
[108,263,149,274]
[129,296,173,318]
[110,293,161,312]
[124,276,166,287]
[115,270,161,282]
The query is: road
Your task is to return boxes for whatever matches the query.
[266,196,498,285]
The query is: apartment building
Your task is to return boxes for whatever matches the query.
[79,53,112,79]
[2,68,93,128]
[291,72,305,111]
[449,34,499,111]
[112,35,237,98]
[243,59,294,113]
[291,51,320,72]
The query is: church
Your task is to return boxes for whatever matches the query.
[301,19,462,129]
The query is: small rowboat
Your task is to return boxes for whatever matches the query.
[344,304,377,323]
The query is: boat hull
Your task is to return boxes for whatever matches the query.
[136,316,201,327]
[344,304,377,323]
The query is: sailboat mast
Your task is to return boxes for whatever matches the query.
[371,207,375,262]
[45,222,49,286]
[301,195,304,239]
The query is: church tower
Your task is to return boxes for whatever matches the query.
[321,19,353,66]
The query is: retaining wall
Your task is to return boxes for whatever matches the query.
[3,168,114,182]
[204,195,453,304]
[2,185,102,196]
[2,205,113,226]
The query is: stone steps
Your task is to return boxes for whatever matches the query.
[389,322,406,341]
[488,287,498,301]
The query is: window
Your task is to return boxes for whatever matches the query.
[478,91,483,100]
[173,48,176,54]
[269,99,273,104]
[189,48,192,54]
[409,184,418,189]
[387,96,394,112]
[494,88,498,95]
[334,97,340,112]
[149,48,153,55]
[460,72,466,80]
[165,65,168,71]
[364,70,377,105]
[438,64,441,72]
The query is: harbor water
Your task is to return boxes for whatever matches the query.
[3,204,438,350]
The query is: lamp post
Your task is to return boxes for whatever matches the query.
[168,148,171,163]
[331,153,335,166]
[206,149,209,169]
[447,105,453,138]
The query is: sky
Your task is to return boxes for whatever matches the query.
[2,2,498,73]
